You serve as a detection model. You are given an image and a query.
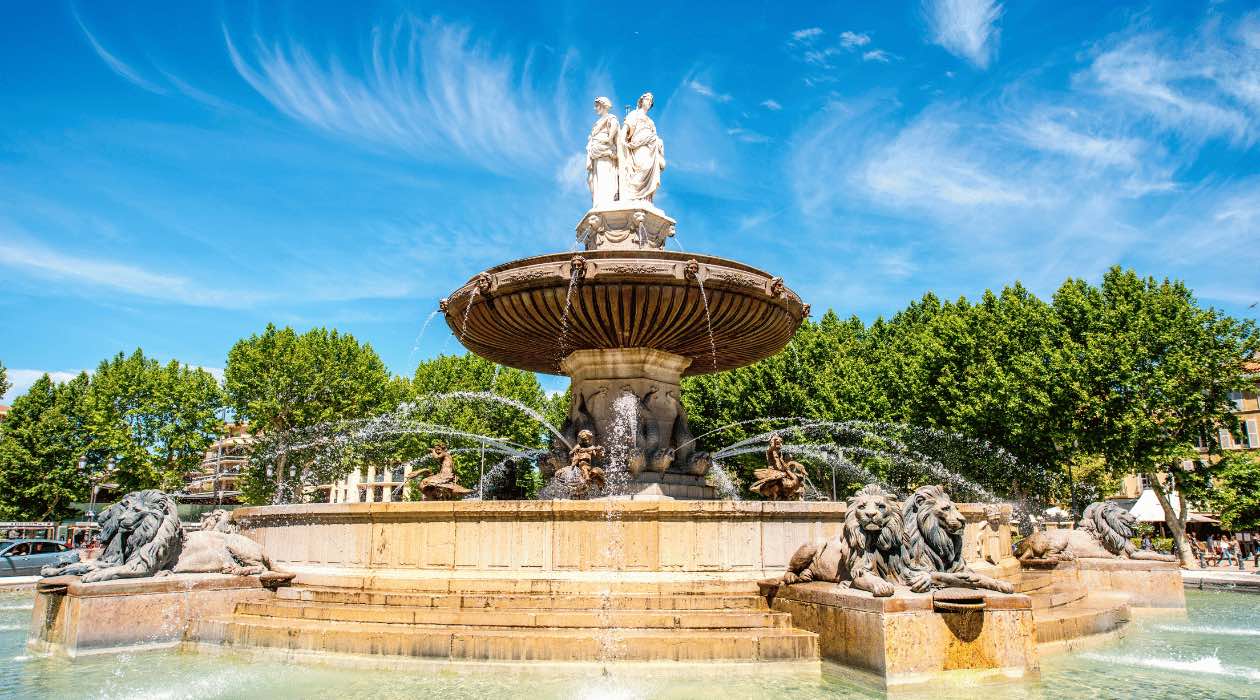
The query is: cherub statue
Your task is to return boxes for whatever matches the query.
[569,429,607,492]
[554,429,606,498]
[408,442,472,501]
[750,434,806,500]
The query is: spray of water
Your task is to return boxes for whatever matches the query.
[407,310,440,368]
[695,278,719,371]
[556,269,581,363]
[459,288,480,341]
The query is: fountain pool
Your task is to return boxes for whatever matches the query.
[3,588,1257,699]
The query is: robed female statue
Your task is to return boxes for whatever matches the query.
[585,96,620,207]
[618,92,666,203]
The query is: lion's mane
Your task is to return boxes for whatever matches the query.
[843,484,914,583]
[901,485,965,573]
[1084,501,1135,557]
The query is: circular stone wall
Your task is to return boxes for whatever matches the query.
[233,501,1017,582]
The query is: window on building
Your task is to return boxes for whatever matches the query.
[1220,428,1234,449]
[1248,419,1260,449]
[1229,391,1245,411]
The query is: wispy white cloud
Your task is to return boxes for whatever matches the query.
[790,27,823,43]
[223,16,608,176]
[839,31,871,49]
[924,0,1003,69]
[686,79,732,103]
[863,50,894,63]
[74,11,167,94]
[761,99,783,111]
[1082,31,1260,147]
[0,230,251,308]
[726,127,770,143]
[858,112,1035,208]
[2,365,225,403]
[2,369,86,404]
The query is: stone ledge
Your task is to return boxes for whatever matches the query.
[1074,557,1180,572]
[37,573,272,598]
[767,581,1038,686]
[768,581,1031,613]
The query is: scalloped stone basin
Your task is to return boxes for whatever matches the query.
[442,250,807,376]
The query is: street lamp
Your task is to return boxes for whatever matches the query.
[88,457,115,521]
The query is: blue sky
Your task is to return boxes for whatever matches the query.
[3,1,1259,402]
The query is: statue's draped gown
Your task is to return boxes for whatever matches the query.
[586,113,620,207]
[618,108,665,202]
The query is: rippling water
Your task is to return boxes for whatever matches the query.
[1,588,1256,699]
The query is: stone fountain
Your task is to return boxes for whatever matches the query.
[25,91,1187,692]
[441,91,807,499]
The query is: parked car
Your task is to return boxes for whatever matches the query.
[0,539,78,576]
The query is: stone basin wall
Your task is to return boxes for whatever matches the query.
[233,501,1017,580]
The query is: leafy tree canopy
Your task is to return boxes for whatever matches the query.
[225,325,393,503]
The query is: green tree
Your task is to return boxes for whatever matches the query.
[683,312,891,497]
[225,325,392,503]
[85,350,224,491]
[0,373,93,519]
[1210,453,1260,532]
[1053,268,1260,566]
[0,361,10,400]
[401,353,552,498]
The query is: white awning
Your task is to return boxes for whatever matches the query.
[1128,488,1179,522]
[1126,488,1218,524]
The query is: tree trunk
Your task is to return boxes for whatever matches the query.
[1147,471,1193,568]
[274,451,288,504]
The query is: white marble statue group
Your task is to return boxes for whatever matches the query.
[586,92,666,207]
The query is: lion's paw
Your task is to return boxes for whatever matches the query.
[908,571,933,593]
[870,579,895,597]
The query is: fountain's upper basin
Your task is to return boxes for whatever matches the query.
[442,250,807,375]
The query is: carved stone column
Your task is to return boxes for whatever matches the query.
[548,348,712,498]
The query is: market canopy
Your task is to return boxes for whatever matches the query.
[1127,489,1219,524]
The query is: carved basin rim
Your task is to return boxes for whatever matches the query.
[441,250,808,376]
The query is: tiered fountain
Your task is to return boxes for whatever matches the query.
[27,92,1186,690]
[441,92,806,499]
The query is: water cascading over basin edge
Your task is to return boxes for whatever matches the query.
[440,90,807,500]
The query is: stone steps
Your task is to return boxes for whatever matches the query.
[1033,592,1130,645]
[289,570,765,596]
[1025,583,1088,610]
[276,585,766,611]
[188,614,819,663]
[236,600,792,629]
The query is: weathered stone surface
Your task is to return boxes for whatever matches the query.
[441,250,806,376]
[769,582,1037,686]
[234,500,1020,580]
[28,574,274,657]
[1074,558,1185,608]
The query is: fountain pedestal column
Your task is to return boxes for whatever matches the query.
[549,347,714,499]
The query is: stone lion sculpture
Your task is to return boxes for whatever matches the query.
[198,508,237,533]
[902,485,1015,594]
[1016,500,1177,562]
[41,489,184,582]
[41,491,275,581]
[175,511,271,576]
[781,484,927,597]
